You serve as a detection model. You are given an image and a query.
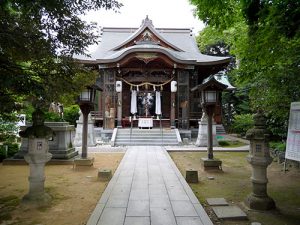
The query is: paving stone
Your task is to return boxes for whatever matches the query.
[106,195,129,207]
[171,200,198,216]
[212,206,248,220]
[126,200,150,216]
[87,146,214,225]
[206,198,229,206]
[150,207,176,225]
[176,216,204,225]
[97,207,126,225]
[168,188,190,201]
[129,188,149,200]
[150,196,171,208]
[124,217,150,225]
[193,204,214,225]
[86,203,105,225]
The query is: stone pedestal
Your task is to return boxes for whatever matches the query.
[74,111,96,147]
[73,157,94,168]
[195,112,218,147]
[185,169,198,183]
[98,169,112,181]
[201,158,222,170]
[23,141,52,204]
[245,111,275,210]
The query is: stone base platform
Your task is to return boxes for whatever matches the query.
[201,158,222,170]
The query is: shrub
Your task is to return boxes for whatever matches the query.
[0,118,18,142]
[230,114,254,136]
[63,105,80,126]
[270,141,286,152]
[0,142,19,162]
[218,140,230,146]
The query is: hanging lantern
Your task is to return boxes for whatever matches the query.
[116,81,122,93]
[171,81,177,92]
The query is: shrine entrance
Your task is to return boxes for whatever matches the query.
[137,91,156,117]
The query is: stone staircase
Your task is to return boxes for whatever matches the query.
[113,128,181,146]
[216,124,226,135]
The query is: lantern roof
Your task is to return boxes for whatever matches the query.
[191,75,228,92]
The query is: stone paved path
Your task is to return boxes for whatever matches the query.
[87,146,213,225]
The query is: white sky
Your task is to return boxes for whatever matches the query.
[83,0,205,34]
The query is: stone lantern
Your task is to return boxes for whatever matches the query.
[19,108,54,205]
[245,111,275,210]
[191,75,227,169]
[77,84,102,159]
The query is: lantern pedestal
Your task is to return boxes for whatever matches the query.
[245,111,275,210]
[201,157,222,170]
[23,148,52,205]
[74,157,95,168]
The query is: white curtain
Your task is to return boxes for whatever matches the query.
[155,91,161,115]
[130,90,137,114]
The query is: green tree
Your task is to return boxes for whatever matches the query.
[191,0,300,138]
[0,0,121,119]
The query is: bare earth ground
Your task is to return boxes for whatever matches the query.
[170,152,300,225]
[0,153,124,225]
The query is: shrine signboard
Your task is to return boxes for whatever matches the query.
[285,102,300,162]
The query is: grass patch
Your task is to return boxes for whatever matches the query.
[170,152,300,225]
[218,140,246,148]
[0,195,20,222]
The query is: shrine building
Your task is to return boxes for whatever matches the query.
[76,16,232,134]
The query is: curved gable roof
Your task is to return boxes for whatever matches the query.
[111,16,183,52]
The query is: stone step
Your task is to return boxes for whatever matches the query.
[114,128,179,146]
[114,141,178,146]
[216,125,226,135]
[116,135,176,138]
[212,206,247,220]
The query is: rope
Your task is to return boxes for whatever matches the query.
[119,76,174,89]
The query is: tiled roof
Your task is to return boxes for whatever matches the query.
[75,16,230,66]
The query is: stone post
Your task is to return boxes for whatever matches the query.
[19,109,54,205]
[245,111,275,210]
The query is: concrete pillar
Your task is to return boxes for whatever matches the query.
[245,111,275,210]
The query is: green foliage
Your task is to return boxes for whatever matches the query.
[0,117,18,142]
[63,105,80,126]
[0,142,19,161]
[191,0,300,139]
[44,112,62,122]
[231,114,254,136]
[0,0,121,117]
[218,140,230,146]
[270,141,286,152]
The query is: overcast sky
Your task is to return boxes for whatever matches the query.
[83,0,205,34]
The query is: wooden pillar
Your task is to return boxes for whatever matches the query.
[117,92,122,127]
[170,92,175,128]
